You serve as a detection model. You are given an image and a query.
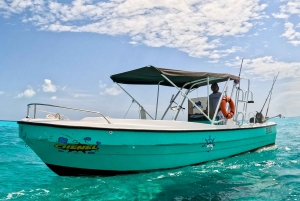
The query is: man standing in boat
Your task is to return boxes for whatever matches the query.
[205,82,223,119]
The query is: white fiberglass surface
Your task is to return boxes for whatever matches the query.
[19,117,276,131]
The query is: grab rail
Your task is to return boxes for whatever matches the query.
[234,77,251,123]
[26,103,111,124]
[235,112,245,127]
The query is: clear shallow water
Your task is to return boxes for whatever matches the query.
[0,118,300,201]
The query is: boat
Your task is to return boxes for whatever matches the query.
[18,66,277,176]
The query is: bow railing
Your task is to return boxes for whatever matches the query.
[26,103,111,124]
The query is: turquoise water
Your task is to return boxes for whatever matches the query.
[0,118,300,201]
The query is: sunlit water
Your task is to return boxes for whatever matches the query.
[0,118,300,201]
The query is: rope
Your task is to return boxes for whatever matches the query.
[124,100,134,118]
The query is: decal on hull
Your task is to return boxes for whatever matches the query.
[54,144,99,153]
[202,136,215,152]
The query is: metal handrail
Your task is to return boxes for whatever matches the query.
[245,90,253,102]
[115,83,154,120]
[160,74,212,122]
[236,112,245,126]
[26,103,111,124]
[234,77,251,123]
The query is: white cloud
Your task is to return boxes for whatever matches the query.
[282,22,300,46]
[0,0,34,17]
[226,56,300,80]
[51,96,57,100]
[105,85,122,96]
[16,86,36,98]
[99,80,106,89]
[1,0,268,58]
[273,0,300,46]
[272,13,289,19]
[207,60,219,63]
[73,93,95,98]
[129,41,138,45]
[0,91,4,95]
[43,79,57,92]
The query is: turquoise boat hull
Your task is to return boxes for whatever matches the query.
[18,120,277,176]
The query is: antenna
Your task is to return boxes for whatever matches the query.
[234,58,244,85]
[238,58,244,78]
[265,73,279,117]
[260,72,279,114]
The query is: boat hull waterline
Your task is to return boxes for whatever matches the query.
[18,119,277,176]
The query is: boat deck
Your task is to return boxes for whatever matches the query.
[18,117,276,131]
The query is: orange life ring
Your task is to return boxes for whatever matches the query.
[220,96,235,119]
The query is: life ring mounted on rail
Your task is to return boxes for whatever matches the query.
[220,96,235,119]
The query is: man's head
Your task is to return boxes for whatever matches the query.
[211,82,219,93]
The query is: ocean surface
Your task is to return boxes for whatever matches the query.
[0,118,300,201]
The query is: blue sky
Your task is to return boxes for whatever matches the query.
[0,0,300,120]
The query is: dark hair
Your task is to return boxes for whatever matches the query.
[211,82,219,88]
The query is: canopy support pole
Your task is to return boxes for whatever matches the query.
[207,77,210,117]
[155,81,164,120]
[115,83,154,120]
[161,91,180,120]
[161,74,212,122]
[211,78,230,125]
[172,88,190,120]
[185,78,213,122]
[161,78,207,121]
[228,81,236,113]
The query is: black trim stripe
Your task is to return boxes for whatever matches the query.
[17,121,276,133]
[46,163,140,176]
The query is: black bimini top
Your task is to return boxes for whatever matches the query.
[110,66,239,89]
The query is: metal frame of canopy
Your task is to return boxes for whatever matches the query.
[23,67,254,127]
[111,66,241,125]
[161,75,231,124]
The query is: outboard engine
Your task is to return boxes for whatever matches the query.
[255,112,265,123]
[249,112,265,123]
